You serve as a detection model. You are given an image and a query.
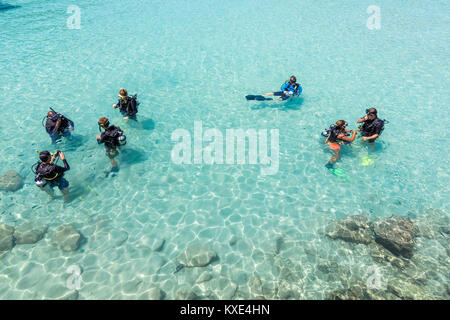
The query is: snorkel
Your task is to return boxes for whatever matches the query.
[49,107,62,120]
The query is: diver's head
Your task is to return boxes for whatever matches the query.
[47,111,59,120]
[366,108,378,120]
[98,117,110,129]
[39,150,51,162]
[335,120,347,131]
[289,76,297,83]
[119,88,128,100]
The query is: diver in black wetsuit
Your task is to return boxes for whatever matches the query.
[33,150,71,202]
[112,88,139,120]
[357,108,385,142]
[96,117,126,170]
[44,109,74,144]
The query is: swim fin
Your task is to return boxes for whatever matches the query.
[246,95,272,101]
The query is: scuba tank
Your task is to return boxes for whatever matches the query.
[32,150,60,188]
[117,134,127,146]
[99,125,127,147]
[321,122,350,144]
[321,122,349,138]
[281,81,302,96]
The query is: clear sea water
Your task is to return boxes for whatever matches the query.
[0,0,449,299]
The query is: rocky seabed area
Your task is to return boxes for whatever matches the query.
[0,208,448,300]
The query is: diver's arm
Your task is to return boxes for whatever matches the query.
[49,153,58,164]
[52,119,61,134]
[61,160,70,171]
[68,118,75,130]
[281,83,289,92]
[96,132,105,144]
[59,152,70,171]
[363,133,379,141]
[357,116,368,123]
[340,131,357,142]
[45,120,54,135]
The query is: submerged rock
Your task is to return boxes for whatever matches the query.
[175,284,198,300]
[368,242,410,269]
[264,254,304,299]
[327,281,387,300]
[328,284,369,300]
[326,214,373,244]
[0,224,15,251]
[13,223,48,245]
[317,259,340,274]
[373,215,416,258]
[177,242,217,267]
[0,170,22,191]
[414,208,450,239]
[196,271,213,284]
[248,275,264,297]
[139,287,164,300]
[140,235,165,252]
[51,224,82,252]
[201,276,239,300]
[387,278,434,300]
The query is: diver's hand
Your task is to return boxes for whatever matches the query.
[59,152,66,160]
[362,136,369,141]
[123,116,129,120]
[96,134,101,140]
[113,104,118,108]
[70,127,74,131]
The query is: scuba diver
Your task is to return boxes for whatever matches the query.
[322,120,357,168]
[112,88,139,120]
[96,117,126,170]
[357,108,385,142]
[246,75,302,101]
[44,108,74,144]
[32,150,71,202]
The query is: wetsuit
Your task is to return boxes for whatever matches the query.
[35,159,70,190]
[273,82,302,100]
[97,126,122,158]
[360,118,384,142]
[327,128,355,151]
[45,115,74,143]
[116,96,138,120]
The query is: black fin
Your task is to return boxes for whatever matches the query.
[246,95,272,101]
[255,95,272,101]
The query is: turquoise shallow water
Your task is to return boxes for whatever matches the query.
[0,0,449,299]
